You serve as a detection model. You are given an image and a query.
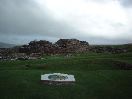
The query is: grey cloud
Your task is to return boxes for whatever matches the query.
[0,0,77,39]
[0,0,132,45]
[119,0,132,7]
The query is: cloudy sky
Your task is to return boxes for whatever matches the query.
[0,0,132,45]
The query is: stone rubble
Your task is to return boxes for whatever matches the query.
[0,39,131,60]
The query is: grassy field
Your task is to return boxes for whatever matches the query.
[0,52,132,99]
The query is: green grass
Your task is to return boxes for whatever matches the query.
[0,52,132,99]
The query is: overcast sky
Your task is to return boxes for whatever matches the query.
[0,0,132,45]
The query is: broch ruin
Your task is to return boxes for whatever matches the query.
[19,39,89,54]
[0,39,89,60]
[0,38,130,60]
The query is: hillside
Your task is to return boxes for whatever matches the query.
[0,42,15,48]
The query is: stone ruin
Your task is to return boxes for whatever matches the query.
[89,45,127,53]
[19,40,54,54]
[55,39,89,53]
[0,38,131,60]
[18,39,89,55]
